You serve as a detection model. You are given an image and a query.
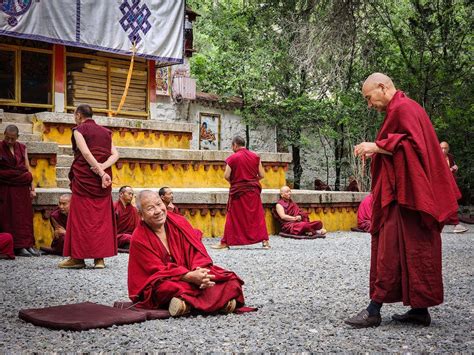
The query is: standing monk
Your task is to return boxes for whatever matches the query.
[42,193,71,256]
[114,186,140,250]
[59,104,119,269]
[345,73,461,328]
[0,125,39,257]
[212,136,270,250]
[440,141,468,233]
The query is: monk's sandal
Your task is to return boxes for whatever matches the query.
[58,258,86,269]
[169,297,191,317]
[219,299,237,314]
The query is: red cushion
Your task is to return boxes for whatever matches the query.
[113,301,170,320]
[19,302,146,331]
[279,232,323,240]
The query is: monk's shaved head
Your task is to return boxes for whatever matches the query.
[280,185,292,200]
[361,73,397,112]
[280,186,291,194]
[58,193,71,214]
[440,141,450,155]
[362,73,395,91]
[136,190,160,212]
[59,193,71,201]
[4,124,19,136]
[136,190,167,230]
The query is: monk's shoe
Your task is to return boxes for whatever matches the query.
[344,309,381,328]
[168,297,191,317]
[219,299,237,314]
[94,258,106,269]
[211,243,229,250]
[262,240,271,249]
[392,311,431,326]
[26,247,40,257]
[15,248,32,257]
[58,258,86,269]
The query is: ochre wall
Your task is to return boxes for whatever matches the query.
[30,159,56,188]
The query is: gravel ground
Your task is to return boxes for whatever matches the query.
[0,229,472,353]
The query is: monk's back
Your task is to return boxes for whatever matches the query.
[226,148,260,184]
[73,119,112,156]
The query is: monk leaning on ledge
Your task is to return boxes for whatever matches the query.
[345,73,460,328]
[128,190,245,317]
[41,193,71,256]
[114,185,140,250]
[275,186,326,237]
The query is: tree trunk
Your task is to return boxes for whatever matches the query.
[292,143,303,189]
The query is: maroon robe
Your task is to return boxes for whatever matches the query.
[166,204,203,239]
[444,153,460,225]
[276,198,323,235]
[49,207,68,255]
[357,194,373,232]
[128,212,245,312]
[370,91,460,308]
[113,200,140,248]
[0,233,15,259]
[0,141,34,249]
[63,119,117,259]
[345,180,360,192]
[221,148,268,246]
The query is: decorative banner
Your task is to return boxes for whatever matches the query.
[0,0,184,63]
[199,113,220,151]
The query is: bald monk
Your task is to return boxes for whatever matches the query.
[212,136,270,250]
[346,73,460,328]
[0,233,15,260]
[128,190,245,316]
[276,186,326,236]
[356,194,373,233]
[59,104,119,269]
[345,176,360,192]
[114,185,140,250]
[0,124,39,257]
[440,141,468,233]
[314,179,331,191]
[41,194,71,256]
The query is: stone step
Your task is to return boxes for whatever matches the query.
[56,178,70,188]
[57,155,73,167]
[0,132,42,142]
[0,122,33,134]
[3,112,33,123]
[58,145,73,155]
[56,167,70,179]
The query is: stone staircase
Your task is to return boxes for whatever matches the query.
[0,112,41,142]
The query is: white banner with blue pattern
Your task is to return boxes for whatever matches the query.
[0,0,184,63]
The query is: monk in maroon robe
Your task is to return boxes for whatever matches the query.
[357,194,373,232]
[314,179,331,191]
[440,141,468,233]
[128,190,245,316]
[345,176,360,192]
[212,136,269,250]
[345,73,460,328]
[275,186,326,236]
[59,104,119,269]
[42,194,71,256]
[0,125,39,257]
[114,186,140,249]
[0,233,15,260]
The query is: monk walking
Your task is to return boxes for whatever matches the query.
[59,104,119,269]
[275,186,326,237]
[0,125,39,257]
[212,136,270,250]
[128,190,246,316]
[345,73,460,328]
[41,194,71,256]
[114,185,140,250]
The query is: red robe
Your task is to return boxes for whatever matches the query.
[357,194,373,232]
[63,119,117,259]
[114,200,140,248]
[167,204,203,239]
[49,207,68,255]
[0,141,34,249]
[128,212,245,312]
[221,148,268,245]
[0,233,15,259]
[370,91,460,308]
[444,153,460,225]
[276,198,322,235]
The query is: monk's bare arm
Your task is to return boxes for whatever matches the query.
[100,143,119,170]
[224,165,231,182]
[258,161,265,180]
[354,142,392,158]
[276,203,300,222]
[24,149,36,197]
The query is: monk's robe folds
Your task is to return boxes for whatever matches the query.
[0,233,15,259]
[114,201,140,248]
[0,141,34,249]
[276,198,322,235]
[370,91,460,308]
[128,212,245,312]
[50,207,68,255]
[357,194,373,232]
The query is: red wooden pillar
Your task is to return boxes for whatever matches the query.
[148,60,156,119]
[53,44,65,112]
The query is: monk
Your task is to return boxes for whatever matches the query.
[357,194,373,232]
[41,194,71,256]
[314,179,331,191]
[128,190,245,317]
[345,73,460,328]
[59,104,119,269]
[345,176,360,192]
[0,124,39,257]
[113,185,140,250]
[0,233,15,260]
[440,141,468,233]
[275,186,326,236]
[211,136,270,250]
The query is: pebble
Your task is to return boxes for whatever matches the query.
[0,231,472,352]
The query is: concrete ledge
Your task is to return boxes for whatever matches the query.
[24,142,58,155]
[34,188,368,206]
[34,112,194,133]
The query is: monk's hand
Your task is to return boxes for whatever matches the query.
[30,189,36,199]
[101,173,112,188]
[295,215,302,222]
[451,164,458,172]
[354,142,378,158]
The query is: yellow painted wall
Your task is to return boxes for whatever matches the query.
[33,208,358,247]
[112,163,286,189]
[34,123,190,149]
[31,159,56,188]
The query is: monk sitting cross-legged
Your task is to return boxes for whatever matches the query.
[41,194,71,256]
[128,190,246,317]
[114,186,140,250]
[275,186,326,237]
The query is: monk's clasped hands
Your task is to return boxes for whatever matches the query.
[354,142,378,158]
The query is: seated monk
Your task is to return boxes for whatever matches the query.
[128,190,245,317]
[357,194,373,232]
[0,233,15,260]
[42,194,71,255]
[275,186,326,236]
[314,179,331,191]
[113,186,140,250]
[345,176,360,192]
